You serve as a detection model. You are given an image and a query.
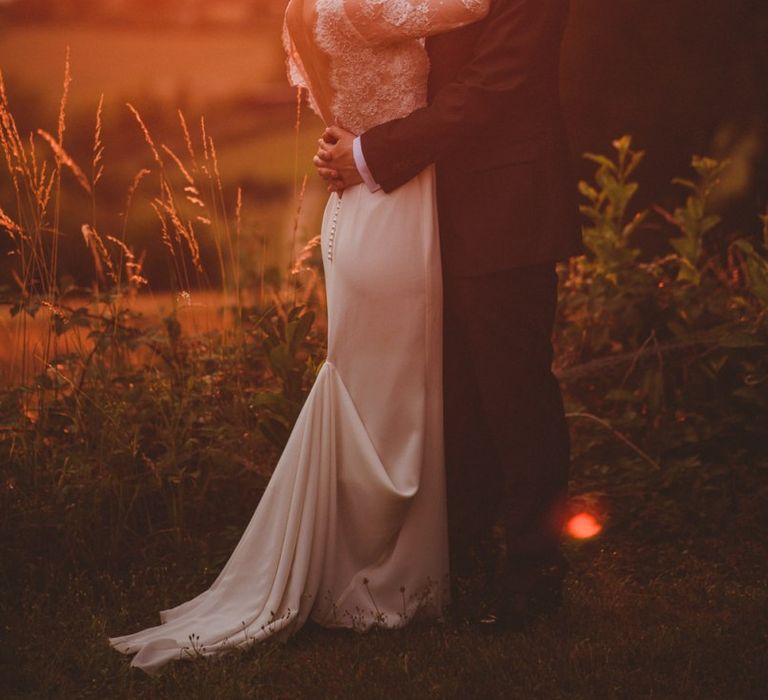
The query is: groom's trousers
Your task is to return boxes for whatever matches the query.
[443,262,570,592]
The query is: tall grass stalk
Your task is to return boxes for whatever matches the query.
[0,61,326,557]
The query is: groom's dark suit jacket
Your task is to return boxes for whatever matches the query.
[360,0,583,275]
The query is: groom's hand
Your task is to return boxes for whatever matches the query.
[313,126,363,193]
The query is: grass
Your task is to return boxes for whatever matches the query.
[1,481,766,698]
[0,291,247,383]
[0,22,327,288]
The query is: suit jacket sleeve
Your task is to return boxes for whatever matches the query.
[360,0,555,193]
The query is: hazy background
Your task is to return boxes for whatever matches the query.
[1,0,766,288]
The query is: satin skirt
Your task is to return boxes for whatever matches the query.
[109,167,448,674]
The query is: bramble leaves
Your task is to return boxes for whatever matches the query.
[561,136,767,477]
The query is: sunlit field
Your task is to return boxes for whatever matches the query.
[1,5,767,698]
[0,24,286,110]
[0,291,269,385]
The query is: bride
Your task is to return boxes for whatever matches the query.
[109,0,490,675]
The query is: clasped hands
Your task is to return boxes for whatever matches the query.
[313,126,363,194]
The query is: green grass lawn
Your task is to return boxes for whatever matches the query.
[2,504,765,698]
[2,402,766,699]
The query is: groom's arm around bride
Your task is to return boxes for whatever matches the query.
[318,0,582,275]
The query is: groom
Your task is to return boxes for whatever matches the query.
[314,0,582,628]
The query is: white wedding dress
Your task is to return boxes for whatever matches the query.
[110,0,489,675]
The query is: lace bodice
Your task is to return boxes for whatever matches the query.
[284,0,490,135]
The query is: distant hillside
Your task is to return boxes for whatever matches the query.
[0,0,283,27]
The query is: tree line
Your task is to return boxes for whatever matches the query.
[0,0,283,26]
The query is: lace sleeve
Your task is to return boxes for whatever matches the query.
[282,16,323,117]
[283,18,305,90]
[344,0,491,46]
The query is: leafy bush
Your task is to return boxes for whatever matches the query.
[562,135,767,422]
[560,136,767,536]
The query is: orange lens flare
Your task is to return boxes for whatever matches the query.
[566,512,602,539]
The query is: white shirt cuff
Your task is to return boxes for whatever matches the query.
[353,136,381,193]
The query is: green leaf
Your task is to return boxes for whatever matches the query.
[605,389,641,403]
[584,153,618,172]
[288,311,314,355]
[718,332,764,349]
[258,417,289,450]
[672,177,697,193]
[578,181,599,201]
[53,314,70,336]
[268,345,292,377]
[625,150,646,178]
[250,391,283,408]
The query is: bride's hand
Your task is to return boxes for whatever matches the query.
[313,126,364,193]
